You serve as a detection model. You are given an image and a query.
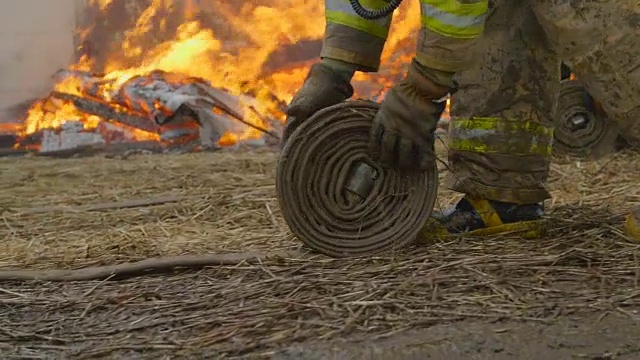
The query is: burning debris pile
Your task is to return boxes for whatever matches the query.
[18,69,283,155]
[1,0,446,157]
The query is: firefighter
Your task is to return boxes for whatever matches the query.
[283,0,640,241]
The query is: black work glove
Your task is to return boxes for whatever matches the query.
[282,63,354,146]
[369,59,450,171]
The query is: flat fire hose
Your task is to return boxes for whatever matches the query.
[275,100,438,258]
[552,79,619,158]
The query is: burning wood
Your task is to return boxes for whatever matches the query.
[4,0,428,157]
[15,69,284,155]
[50,91,157,133]
[40,121,105,153]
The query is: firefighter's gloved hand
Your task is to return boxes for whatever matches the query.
[283,60,355,146]
[369,59,451,171]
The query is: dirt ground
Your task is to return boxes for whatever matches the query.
[277,314,640,359]
[0,148,639,359]
[2,280,639,360]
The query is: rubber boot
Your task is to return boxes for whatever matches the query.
[625,207,640,242]
[282,58,356,146]
[421,195,545,239]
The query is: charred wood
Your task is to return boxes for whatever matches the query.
[51,91,158,132]
[0,134,17,148]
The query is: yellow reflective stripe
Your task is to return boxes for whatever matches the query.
[465,197,504,227]
[326,11,390,38]
[420,0,488,39]
[426,0,488,16]
[451,117,554,137]
[450,139,553,156]
[448,117,554,156]
[325,0,393,38]
[449,139,551,156]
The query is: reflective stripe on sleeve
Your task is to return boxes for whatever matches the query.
[326,0,394,38]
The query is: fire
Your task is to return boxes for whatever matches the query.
[444,98,451,120]
[25,99,95,135]
[219,132,239,147]
[18,0,423,149]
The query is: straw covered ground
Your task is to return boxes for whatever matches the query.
[0,145,639,358]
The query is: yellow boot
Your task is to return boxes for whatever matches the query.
[420,196,544,240]
[625,207,640,241]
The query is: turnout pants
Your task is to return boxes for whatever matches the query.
[322,0,639,204]
[449,0,640,204]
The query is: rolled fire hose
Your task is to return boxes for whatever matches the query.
[552,79,620,158]
[275,101,438,258]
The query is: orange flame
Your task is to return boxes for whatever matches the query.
[21,1,422,147]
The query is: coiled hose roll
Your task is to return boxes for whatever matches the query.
[349,0,403,19]
[275,101,438,258]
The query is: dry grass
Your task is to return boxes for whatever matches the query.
[0,146,639,358]
[0,148,290,269]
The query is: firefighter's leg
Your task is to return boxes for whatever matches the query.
[533,0,640,146]
[423,1,558,239]
[283,0,394,142]
[533,1,640,239]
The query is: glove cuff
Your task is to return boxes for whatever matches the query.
[406,59,453,100]
[286,62,354,119]
[307,62,355,98]
[321,58,357,82]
